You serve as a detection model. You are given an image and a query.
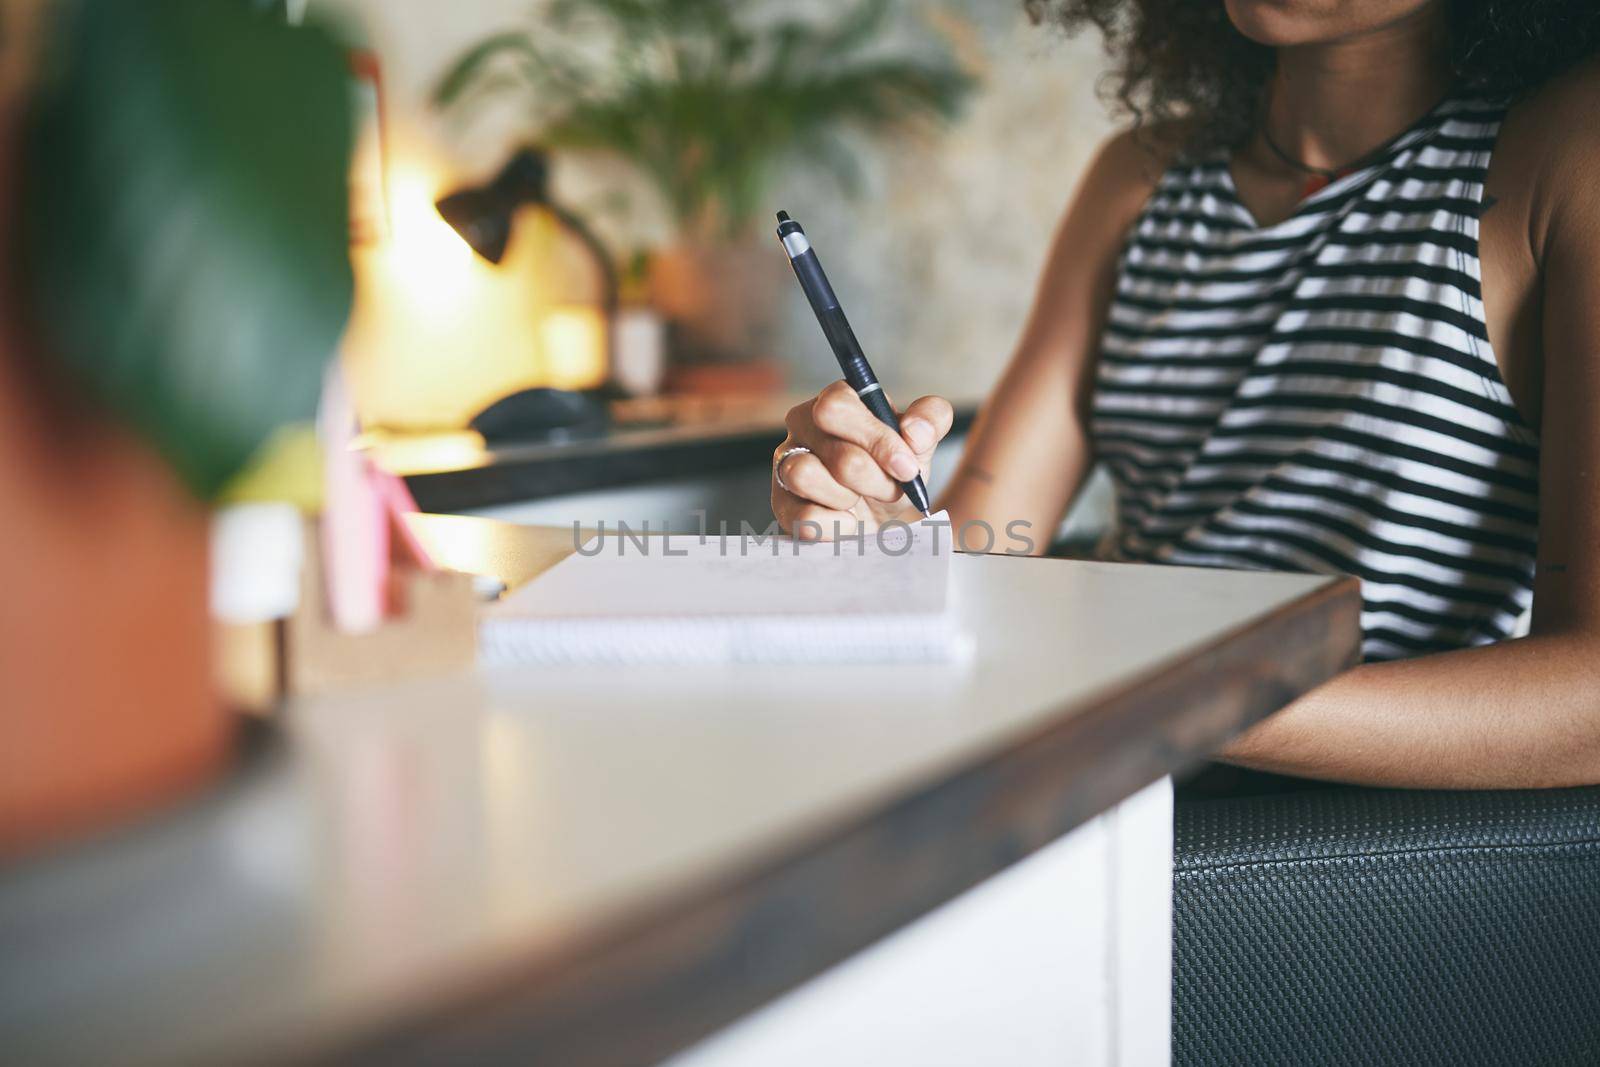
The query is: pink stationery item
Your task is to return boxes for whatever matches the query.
[371,466,437,572]
[318,366,387,634]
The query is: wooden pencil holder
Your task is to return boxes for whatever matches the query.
[282,519,478,696]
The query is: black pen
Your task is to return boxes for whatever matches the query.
[775,210,932,517]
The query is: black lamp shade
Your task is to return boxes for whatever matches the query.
[433,148,618,312]
[434,149,553,265]
[435,188,512,263]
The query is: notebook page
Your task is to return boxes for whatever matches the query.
[487,512,955,623]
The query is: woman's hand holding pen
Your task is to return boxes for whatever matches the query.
[772,380,954,538]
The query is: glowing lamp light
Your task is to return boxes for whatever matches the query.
[340,151,616,430]
[542,306,608,390]
[435,149,616,393]
[386,168,477,301]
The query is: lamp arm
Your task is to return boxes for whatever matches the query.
[546,203,618,316]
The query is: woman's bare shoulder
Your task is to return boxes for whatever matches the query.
[1091,122,1189,187]
[1074,122,1190,233]
[1502,53,1600,151]
[1496,55,1600,257]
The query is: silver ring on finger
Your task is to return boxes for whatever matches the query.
[774,445,812,495]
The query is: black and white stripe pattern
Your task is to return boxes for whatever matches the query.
[1091,97,1538,662]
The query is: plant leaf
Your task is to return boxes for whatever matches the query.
[433,30,540,107]
[21,0,355,499]
[438,0,976,236]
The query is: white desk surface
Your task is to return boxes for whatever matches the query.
[0,517,1359,1065]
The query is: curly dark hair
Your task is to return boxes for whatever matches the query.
[1025,0,1600,156]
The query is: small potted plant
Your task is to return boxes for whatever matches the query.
[4,0,353,851]
[435,0,973,380]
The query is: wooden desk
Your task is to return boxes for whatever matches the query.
[0,516,1359,1065]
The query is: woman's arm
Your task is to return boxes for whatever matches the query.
[1221,71,1600,789]
[771,130,1165,543]
[938,131,1164,548]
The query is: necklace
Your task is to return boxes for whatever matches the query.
[1260,125,1354,199]
[1256,92,1453,202]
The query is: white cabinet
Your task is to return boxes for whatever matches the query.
[666,778,1173,1067]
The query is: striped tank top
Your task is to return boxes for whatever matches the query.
[1091,96,1539,662]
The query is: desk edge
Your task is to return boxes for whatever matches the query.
[325,573,1361,1066]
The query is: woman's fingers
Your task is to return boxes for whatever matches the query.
[775,434,903,506]
[776,385,955,529]
[811,438,903,502]
[897,396,955,464]
[803,381,923,483]
[770,487,864,540]
[775,449,861,511]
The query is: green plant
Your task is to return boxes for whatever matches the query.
[435,0,975,240]
[21,0,354,498]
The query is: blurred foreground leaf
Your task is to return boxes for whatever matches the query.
[20,0,354,498]
[216,422,323,512]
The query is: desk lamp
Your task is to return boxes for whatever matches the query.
[435,148,617,439]
[435,148,616,309]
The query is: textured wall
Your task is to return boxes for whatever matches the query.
[316,0,1117,410]
[770,6,1116,401]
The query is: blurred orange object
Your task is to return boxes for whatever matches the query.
[662,358,788,397]
[650,235,787,370]
[0,382,228,856]
[0,123,227,858]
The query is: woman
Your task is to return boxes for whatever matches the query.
[770,0,1600,788]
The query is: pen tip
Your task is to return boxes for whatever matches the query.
[776,210,791,223]
[921,509,933,519]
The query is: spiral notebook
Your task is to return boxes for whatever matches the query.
[480,513,963,665]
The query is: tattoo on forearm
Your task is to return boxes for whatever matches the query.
[1481,194,1499,215]
[1539,561,1568,574]
[962,466,996,485]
